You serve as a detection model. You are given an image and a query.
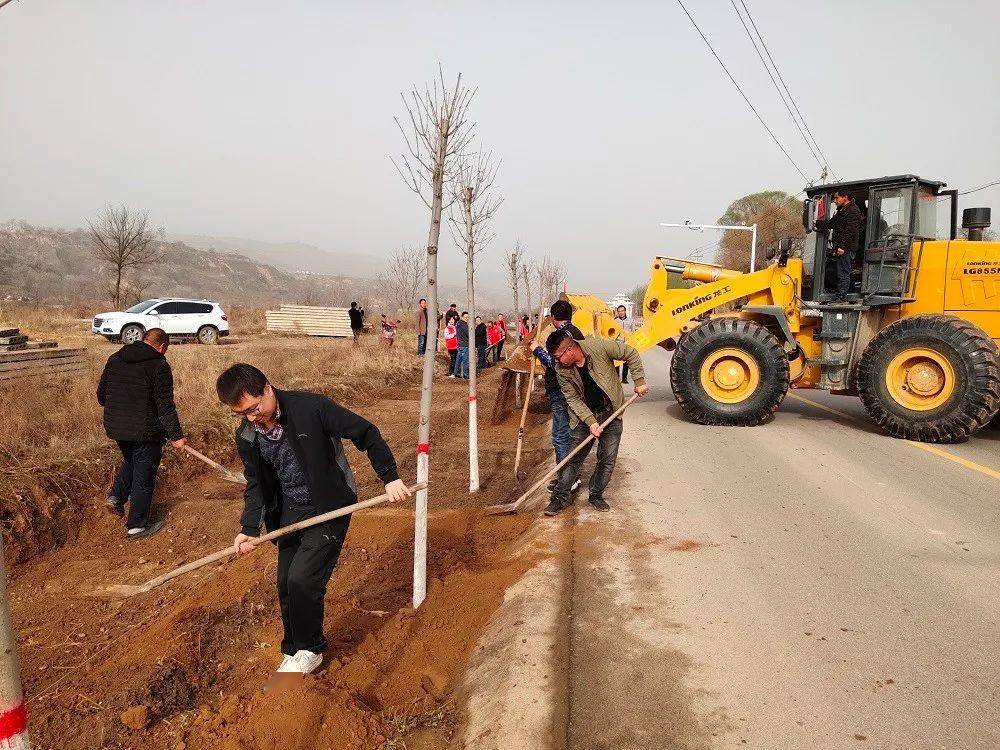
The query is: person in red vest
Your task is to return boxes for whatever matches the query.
[495,313,509,361]
[444,317,459,376]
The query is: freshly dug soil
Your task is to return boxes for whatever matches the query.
[10,343,552,749]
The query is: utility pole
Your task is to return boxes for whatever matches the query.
[0,539,28,749]
[660,221,759,272]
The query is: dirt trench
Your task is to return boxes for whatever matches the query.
[9,351,554,750]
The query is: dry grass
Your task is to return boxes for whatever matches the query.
[0,324,424,565]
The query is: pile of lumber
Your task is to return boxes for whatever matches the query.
[265,305,352,338]
[0,324,86,382]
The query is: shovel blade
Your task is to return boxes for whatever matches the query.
[83,583,147,600]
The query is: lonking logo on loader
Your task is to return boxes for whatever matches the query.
[672,286,732,316]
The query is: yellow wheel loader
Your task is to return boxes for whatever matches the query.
[568,175,1000,443]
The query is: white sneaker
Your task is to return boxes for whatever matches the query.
[277,653,293,671]
[276,649,322,674]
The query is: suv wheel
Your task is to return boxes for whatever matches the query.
[120,324,144,345]
[197,325,219,345]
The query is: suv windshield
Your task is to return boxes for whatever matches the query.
[125,300,159,313]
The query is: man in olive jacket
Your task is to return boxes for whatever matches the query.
[97,327,186,539]
[216,363,411,675]
[545,331,647,516]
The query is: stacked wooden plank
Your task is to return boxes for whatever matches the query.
[265,305,353,338]
[0,324,86,382]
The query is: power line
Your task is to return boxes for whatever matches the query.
[675,0,811,184]
[737,0,837,181]
[728,0,825,174]
[959,179,1000,196]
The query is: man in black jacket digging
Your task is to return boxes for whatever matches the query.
[97,327,186,540]
[216,363,411,674]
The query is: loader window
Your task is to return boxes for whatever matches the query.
[871,188,912,244]
[916,188,952,240]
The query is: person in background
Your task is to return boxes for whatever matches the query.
[815,189,863,302]
[495,313,508,361]
[444,303,459,327]
[486,319,501,364]
[445,316,459,376]
[518,315,530,341]
[531,300,583,500]
[615,305,634,384]
[474,315,488,370]
[97,327,186,540]
[544,331,646,516]
[381,314,398,347]
[217,363,410,674]
[416,298,429,355]
[455,311,470,379]
[348,302,364,344]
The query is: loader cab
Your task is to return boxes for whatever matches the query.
[801,175,957,305]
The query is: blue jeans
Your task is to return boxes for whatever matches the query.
[112,440,163,529]
[456,347,469,378]
[547,385,572,462]
[417,334,427,355]
[553,411,623,506]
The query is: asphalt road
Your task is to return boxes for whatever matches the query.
[563,345,999,750]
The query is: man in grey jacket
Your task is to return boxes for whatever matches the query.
[545,331,646,516]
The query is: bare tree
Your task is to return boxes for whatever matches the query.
[393,66,475,608]
[538,256,564,307]
[88,204,161,308]
[503,240,524,317]
[375,246,427,314]
[449,150,503,493]
[521,258,534,323]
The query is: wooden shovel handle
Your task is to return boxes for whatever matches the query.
[179,444,247,484]
[507,395,639,512]
[512,355,538,475]
[136,482,426,594]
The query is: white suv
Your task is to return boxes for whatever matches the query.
[92,299,230,345]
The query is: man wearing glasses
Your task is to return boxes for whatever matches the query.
[215,363,411,674]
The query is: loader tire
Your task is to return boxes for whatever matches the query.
[857,314,1000,443]
[670,318,789,426]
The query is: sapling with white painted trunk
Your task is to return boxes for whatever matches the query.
[449,149,503,493]
[393,66,476,607]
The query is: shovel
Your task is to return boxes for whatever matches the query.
[487,395,639,515]
[512,355,537,482]
[178,443,246,484]
[92,481,426,599]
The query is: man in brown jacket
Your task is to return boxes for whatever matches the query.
[545,331,646,515]
[416,298,429,355]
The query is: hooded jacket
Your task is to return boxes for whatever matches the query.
[234,389,399,536]
[97,341,183,442]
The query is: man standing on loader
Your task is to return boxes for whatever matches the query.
[216,363,411,674]
[543,330,647,516]
[815,189,863,302]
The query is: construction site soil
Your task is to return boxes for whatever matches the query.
[6,337,553,749]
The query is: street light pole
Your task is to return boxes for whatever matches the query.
[0,539,28,749]
[660,222,759,272]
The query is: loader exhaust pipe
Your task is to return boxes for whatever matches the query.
[962,207,991,241]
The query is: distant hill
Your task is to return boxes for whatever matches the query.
[0,221,372,306]
[0,221,504,311]
[169,233,379,278]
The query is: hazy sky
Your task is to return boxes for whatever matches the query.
[2,0,999,296]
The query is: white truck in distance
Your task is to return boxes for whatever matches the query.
[92,299,230,345]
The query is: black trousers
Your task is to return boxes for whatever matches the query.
[276,517,350,655]
[833,251,854,299]
[447,349,458,375]
[111,440,163,529]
